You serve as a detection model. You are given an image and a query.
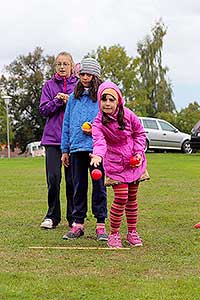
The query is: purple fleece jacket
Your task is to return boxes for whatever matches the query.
[40,74,78,146]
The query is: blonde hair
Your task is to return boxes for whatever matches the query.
[54,51,75,74]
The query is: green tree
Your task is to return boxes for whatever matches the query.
[156,102,200,134]
[0,47,54,151]
[87,45,140,105]
[156,111,177,126]
[135,21,176,116]
[176,101,200,133]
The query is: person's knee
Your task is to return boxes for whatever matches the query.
[48,172,60,185]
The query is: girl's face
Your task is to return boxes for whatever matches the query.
[79,73,93,87]
[55,55,73,77]
[100,94,118,114]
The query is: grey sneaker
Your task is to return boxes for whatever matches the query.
[40,218,54,229]
[63,225,84,240]
[96,227,108,241]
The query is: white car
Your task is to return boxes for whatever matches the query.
[25,141,45,157]
[139,117,192,154]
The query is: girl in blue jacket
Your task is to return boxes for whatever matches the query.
[61,58,107,241]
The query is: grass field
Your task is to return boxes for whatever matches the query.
[0,153,200,299]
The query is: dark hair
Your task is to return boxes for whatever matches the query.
[117,105,125,130]
[74,76,103,102]
[101,94,125,130]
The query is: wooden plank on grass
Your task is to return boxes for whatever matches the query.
[29,246,130,250]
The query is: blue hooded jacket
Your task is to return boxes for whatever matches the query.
[61,90,99,153]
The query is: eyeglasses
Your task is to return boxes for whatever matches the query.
[56,62,71,67]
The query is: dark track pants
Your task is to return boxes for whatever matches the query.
[70,151,107,224]
[44,146,74,225]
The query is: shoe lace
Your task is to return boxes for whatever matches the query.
[129,231,141,241]
[45,218,52,222]
[110,232,120,241]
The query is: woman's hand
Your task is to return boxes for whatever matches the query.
[90,153,102,168]
[61,153,69,167]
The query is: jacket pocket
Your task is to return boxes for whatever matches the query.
[105,152,124,174]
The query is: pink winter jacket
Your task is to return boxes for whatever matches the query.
[92,81,147,183]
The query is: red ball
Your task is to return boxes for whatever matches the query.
[91,169,102,180]
[130,156,140,167]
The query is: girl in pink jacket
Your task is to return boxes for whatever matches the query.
[90,81,149,248]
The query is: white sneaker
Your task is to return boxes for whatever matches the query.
[40,218,54,229]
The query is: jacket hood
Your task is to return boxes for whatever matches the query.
[97,81,125,109]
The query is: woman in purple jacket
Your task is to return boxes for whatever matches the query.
[39,52,78,229]
[90,81,149,248]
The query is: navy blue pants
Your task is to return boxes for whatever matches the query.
[70,151,107,224]
[44,146,74,226]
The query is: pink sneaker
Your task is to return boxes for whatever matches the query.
[194,222,200,229]
[126,230,143,247]
[96,227,108,241]
[107,232,122,248]
[63,225,84,240]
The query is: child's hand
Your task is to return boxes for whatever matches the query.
[61,153,69,167]
[135,154,142,167]
[82,122,92,135]
[90,153,102,168]
[130,154,142,167]
[56,92,69,103]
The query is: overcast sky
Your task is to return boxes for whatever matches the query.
[1,0,200,111]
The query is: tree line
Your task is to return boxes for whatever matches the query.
[0,21,200,151]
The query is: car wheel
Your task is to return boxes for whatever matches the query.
[182,140,192,154]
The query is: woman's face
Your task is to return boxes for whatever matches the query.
[79,73,93,87]
[100,94,118,114]
[55,55,72,77]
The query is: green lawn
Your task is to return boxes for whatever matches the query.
[0,153,200,299]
